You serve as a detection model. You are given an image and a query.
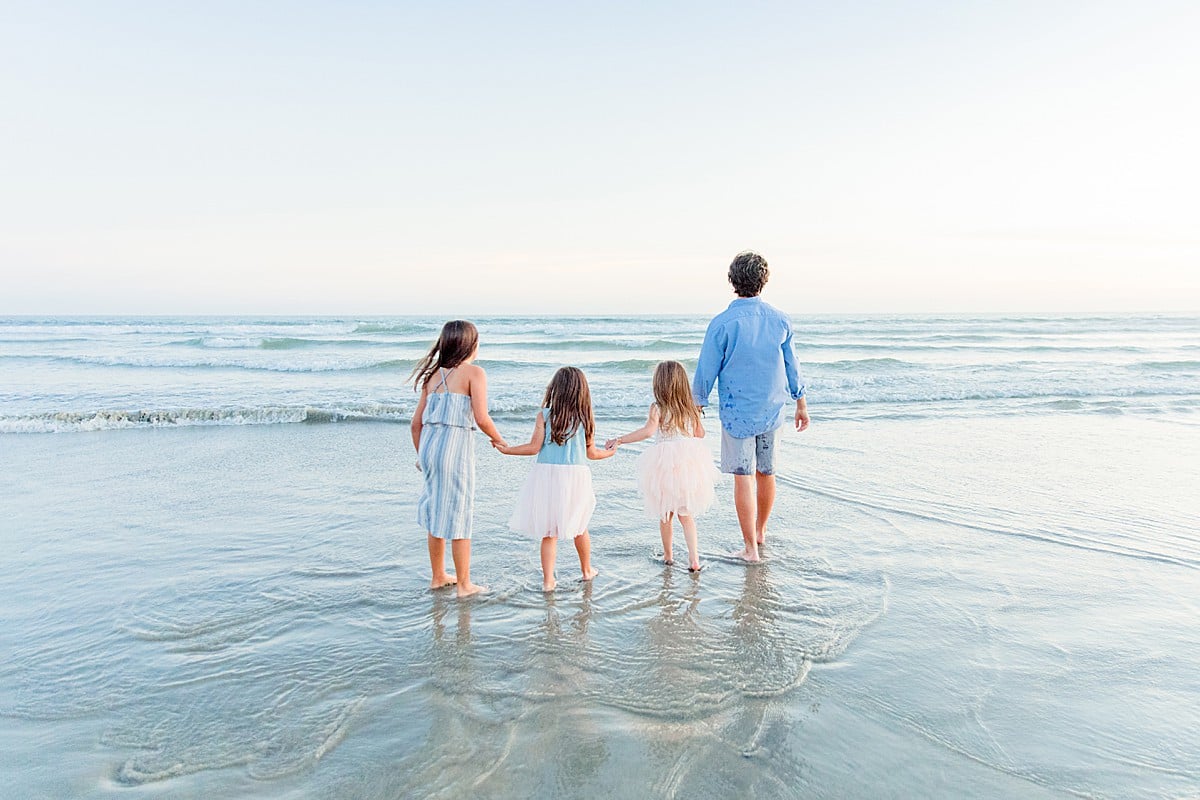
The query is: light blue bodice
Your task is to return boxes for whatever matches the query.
[421,368,476,429]
[537,407,587,465]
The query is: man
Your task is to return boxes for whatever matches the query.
[692,251,809,562]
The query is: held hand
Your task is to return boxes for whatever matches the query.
[415,460,422,472]
[604,437,620,450]
[490,437,508,450]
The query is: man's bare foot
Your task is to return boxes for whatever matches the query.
[456,582,485,598]
[430,574,458,590]
[543,580,557,593]
[581,567,598,581]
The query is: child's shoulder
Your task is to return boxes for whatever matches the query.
[457,363,487,383]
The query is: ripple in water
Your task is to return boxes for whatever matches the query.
[3,535,885,790]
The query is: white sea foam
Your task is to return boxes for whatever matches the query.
[0,406,413,433]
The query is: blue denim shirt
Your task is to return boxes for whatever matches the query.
[692,297,805,438]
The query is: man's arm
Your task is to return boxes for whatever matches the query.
[692,321,725,408]
[794,396,809,431]
[782,321,808,431]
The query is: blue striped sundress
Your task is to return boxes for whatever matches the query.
[417,368,477,540]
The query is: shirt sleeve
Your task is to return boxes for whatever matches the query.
[782,320,805,400]
[692,320,725,407]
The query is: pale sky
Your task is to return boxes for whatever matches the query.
[2,1,1198,315]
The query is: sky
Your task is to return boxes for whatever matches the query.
[1,1,1198,315]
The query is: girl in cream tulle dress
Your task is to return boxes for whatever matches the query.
[605,361,717,571]
[499,367,617,592]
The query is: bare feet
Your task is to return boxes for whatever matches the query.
[456,582,485,598]
[581,567,598,581]
[430,574,458,590]
[689,561,702,572]
[662,556,674,566]
[736,547,761,563]
[543,580,557,592]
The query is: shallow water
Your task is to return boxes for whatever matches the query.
[2,315,1199,797]
[3,412,1198,798]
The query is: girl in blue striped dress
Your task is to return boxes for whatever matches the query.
[410,320,506,598]
[498,367,617,592]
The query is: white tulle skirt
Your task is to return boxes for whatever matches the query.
[636,437,718,521]
[508,463,596,539]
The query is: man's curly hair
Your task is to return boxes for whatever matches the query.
[728,251,769,297]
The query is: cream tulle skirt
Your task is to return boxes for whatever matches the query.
[636,438,718,521]
[508,463,596,539]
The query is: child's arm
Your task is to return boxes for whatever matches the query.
[587,438,618,460]
[411,383,429,454]
[692,414,705,438]
[465,365,507,447]
[496,411,545,456]
[604,405,659,450]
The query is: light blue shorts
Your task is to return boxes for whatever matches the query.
[720,425,781,476]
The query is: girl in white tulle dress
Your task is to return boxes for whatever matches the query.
[605,361,717,572]
[499,367,617,592]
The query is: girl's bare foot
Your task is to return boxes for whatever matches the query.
[543,580,557,592]
[456,582,485,598]
[430,574,458,590]
[689,561,702,572]
[581,567,598,581]
[736,547,761,563]
[662,556,674,566]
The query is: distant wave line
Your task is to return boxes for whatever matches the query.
[1130,360,1200,371]
[0,354,703,374]
[0,354,417,373]
[798,342,1153,353]
[163,336,708,352]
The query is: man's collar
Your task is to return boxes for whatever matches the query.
[729,295,763,306]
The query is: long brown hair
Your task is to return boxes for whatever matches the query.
[409,320,479,390]
[542,366,595,445]
[653,360,701,435]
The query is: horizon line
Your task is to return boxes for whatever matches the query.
[2,309,1199,319]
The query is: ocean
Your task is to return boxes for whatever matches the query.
[2,314,1198,798]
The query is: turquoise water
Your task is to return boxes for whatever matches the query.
[2,315,1198,797]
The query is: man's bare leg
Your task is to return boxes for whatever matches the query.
[755,471,776,546]
[733,475,760,562]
